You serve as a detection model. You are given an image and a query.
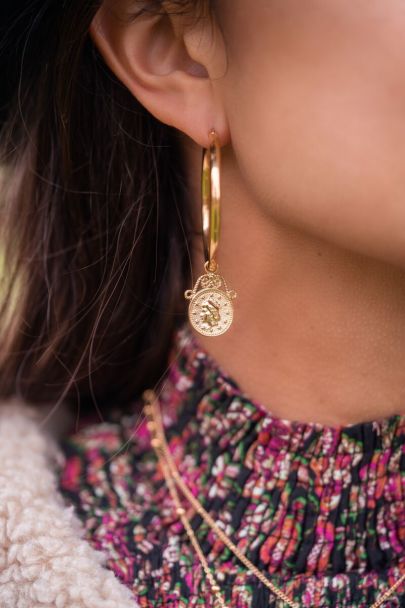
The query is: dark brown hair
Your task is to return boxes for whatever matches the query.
[0,0,209,416]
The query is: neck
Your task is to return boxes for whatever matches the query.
[184,141,405,426]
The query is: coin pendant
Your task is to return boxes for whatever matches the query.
[188,288,233,336]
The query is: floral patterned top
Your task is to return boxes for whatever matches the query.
[58,323,405,607]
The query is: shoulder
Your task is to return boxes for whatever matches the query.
[59,402,150,475]
[58,402,155,517]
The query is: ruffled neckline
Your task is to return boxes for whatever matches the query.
[150,323,405,580]
[159,322,405,461]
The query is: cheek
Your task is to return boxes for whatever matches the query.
[223,0,405,267]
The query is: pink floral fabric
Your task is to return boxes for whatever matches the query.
[58,323,405,607]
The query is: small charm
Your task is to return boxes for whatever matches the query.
[185,261,236,337]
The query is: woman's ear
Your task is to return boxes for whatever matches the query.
[90,1,230,148]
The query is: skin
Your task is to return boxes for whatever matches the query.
[91,0,405,425]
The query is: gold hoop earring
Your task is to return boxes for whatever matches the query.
[184,129,237,337]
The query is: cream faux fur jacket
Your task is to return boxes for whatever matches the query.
[0,398,139,608]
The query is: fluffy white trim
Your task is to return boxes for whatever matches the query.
[0,398,138,608]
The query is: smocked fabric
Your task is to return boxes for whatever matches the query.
[58,323,405,607]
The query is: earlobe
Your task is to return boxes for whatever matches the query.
[89,2,230,148]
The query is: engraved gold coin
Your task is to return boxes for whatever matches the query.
[188,288,233,336]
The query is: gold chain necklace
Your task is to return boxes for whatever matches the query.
[142,389,405,608]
